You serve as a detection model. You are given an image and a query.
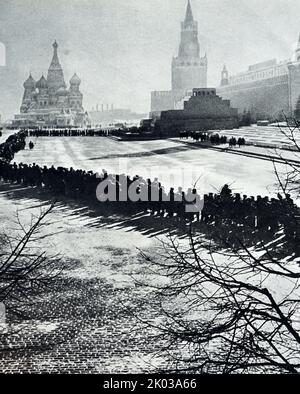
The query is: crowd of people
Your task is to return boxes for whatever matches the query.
[0,131,26,162]
[0,130,298,233]
[20,128,110,137]
[14,128,249,149]
[0,159,297,231]
[202,185,297,232]
[179,131,246,147]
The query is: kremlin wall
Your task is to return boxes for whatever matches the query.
[10,0,300,131]
[151,0,300,131]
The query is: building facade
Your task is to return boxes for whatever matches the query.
[14,41,89,128]
[217,37,300,121]
[157,88,239,136]
[151,0,207,117]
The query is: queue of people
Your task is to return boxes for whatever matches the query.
[16,127,249,149]
[0,130,298,233]
[21,128,110,138]
[201,185,297,232]
[0,158,298,231]
[0,131,26,162]
[179,131,246,147]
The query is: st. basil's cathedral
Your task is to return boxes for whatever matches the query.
[14,41,89,127]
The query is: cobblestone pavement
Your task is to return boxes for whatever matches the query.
[0,276,165,373]
[0,188,168,374]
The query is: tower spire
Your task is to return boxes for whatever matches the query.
[178,0,199,58]
[184,0,194,25]
[221,65,229,86]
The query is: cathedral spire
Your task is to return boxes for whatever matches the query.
[47,40,66,92]
[184,0,194,25]
[49,40,61,69]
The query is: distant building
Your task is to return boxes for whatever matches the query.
[217,36,300,121]
[157,88,238,136]
[89,106,147,126]
[13,41,89,128]
[151,0,207,117]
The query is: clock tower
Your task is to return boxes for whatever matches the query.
[172,0,207,101]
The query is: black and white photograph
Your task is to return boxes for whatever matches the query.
[1,0,300,380]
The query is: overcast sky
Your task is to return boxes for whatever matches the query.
[0,0,300,119]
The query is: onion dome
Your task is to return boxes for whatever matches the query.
[56,86,68,96]
[70,73,81,85]
[36,75,48,89]
[23,73,36,89]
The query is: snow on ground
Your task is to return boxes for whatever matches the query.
[218,125,300,147]
[0,171,179,292]
[0,187,167,373]
[0,191,153,287]
[0,129,15,143]
[13,135,287,197]
[1,128,299,372]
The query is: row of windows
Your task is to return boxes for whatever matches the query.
[153,91,172,97]
[193,91,215,97]
[178,62,204,67]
